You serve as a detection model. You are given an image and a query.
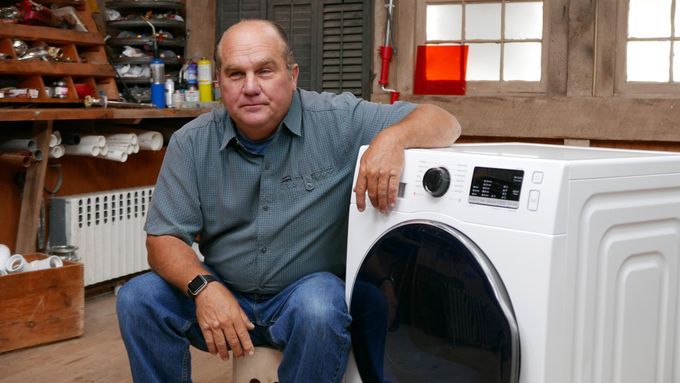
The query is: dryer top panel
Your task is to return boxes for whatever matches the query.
[437,143,677,161]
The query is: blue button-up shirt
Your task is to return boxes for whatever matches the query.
[145,89,416,294]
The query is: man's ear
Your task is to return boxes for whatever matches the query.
[291,64,299,87]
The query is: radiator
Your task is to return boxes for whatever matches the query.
[49,186,154,286]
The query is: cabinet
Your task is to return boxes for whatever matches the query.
[105,0,186,102]
[0,0,118,103]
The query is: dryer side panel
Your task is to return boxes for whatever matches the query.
[566,174,680,383]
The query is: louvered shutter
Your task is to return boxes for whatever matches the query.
[217,0,268,39]
[321,0,370,97]
[216,0,372,98]
[271,1,318,91]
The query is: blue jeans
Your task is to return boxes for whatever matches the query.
[116,271,352,383]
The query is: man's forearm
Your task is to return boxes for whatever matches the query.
[379,103,461,149]
[147,234,207,295]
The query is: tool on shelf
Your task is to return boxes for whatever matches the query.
[83,95,153,108]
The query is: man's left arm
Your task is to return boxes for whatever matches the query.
[354,103,461,213]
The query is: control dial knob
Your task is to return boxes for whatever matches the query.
[422,167,450,197]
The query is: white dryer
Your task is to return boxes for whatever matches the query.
[345,143,680,383]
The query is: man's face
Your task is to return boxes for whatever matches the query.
[217,22,299,140]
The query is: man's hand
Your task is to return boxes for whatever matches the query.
[195,283,255,360]
[354,131,405,213]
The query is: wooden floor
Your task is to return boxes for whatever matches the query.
[0,292,233,383]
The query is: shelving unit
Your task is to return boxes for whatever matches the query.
[104,0,186,103]
[0,1,118,104]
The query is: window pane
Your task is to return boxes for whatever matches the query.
[674,42,680,81]
[505,2,543,39]
[467,43,501,80]
[504,42,542,81]
[427,4,462,41]
[627,41,670,82]
[628,0,671,38]
[466,3,501,40]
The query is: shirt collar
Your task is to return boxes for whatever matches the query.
[219,89,302,151]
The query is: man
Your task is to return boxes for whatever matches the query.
[117,19,460,382]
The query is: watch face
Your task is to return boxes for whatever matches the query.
[188,275,207,296]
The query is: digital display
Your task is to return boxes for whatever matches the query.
[469,167,524,209]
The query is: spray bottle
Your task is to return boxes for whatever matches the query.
[144,18,166,108]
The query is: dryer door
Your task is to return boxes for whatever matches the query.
[349,221,520,383]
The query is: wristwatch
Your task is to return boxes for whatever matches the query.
[187,274,218,297]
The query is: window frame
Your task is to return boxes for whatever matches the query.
[614,0,680,95]
[415,0,551,95]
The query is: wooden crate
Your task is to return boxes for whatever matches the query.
[0,253,84,353]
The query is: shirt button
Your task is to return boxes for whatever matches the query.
[262,205,269,211]
[305,182,314,191]
[260,247,268,253]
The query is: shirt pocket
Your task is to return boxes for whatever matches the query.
[280,166,335,199]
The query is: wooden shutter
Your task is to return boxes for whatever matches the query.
[271,1,318,91]
[216,0,372,98]
[321,0,371,97]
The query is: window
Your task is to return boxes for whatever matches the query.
[627,0,678,82]
[615,0,680,94]
[418,0,545,94]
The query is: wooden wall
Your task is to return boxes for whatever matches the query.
[371,0,680,151]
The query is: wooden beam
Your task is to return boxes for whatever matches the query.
[186,0,217,59]
[382,94,680,142]
[15,121,52,253]
[566,0,595,96]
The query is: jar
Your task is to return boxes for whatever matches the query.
[53,81,68,98]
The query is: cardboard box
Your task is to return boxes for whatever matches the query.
[0,253,84,353]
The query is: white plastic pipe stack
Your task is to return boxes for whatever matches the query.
[138,131,163,151]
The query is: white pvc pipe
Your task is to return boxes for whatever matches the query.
[0,268,6,276]
[29,255,63,271]
[132,143,139,153]
[5,254,27,274]
[79,135,106,148]
[99,144,109,156]
[138,131,163,150]
[0,244,10,269]
[52,130,62,146]
[49,133,58,148]
[106,133,138,145]
[100,147,128,162]
[49,145,65,159]
[108,143,133,155]
[64,144,100,157]
[0,139,36,152]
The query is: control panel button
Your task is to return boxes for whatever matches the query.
[527,189,540,211]
[532,171,544,184]
[423,167,451,197]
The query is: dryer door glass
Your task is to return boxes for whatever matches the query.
[349,222,520,383]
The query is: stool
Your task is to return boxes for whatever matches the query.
[232,346,282,383]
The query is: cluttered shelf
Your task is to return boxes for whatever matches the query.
[0,106,213,121]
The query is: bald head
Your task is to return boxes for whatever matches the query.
[215,20,295,73]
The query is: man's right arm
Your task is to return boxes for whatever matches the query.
[146,234,255,359]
